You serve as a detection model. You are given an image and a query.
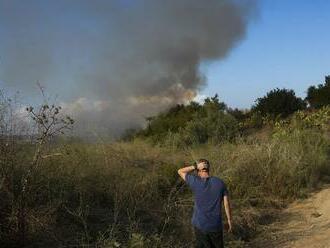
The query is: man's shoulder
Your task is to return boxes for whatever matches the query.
[210,176,224,182]
[185,174,198,185]
[210,176,226,186]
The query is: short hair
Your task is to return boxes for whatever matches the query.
[198,158,210,165]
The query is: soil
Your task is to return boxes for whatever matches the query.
[250,185,330,248]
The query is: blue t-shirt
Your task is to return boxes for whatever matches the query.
[185,174,228,232]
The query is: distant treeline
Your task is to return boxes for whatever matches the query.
[123,75,330,146]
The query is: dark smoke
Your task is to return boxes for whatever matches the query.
[0,0,257,137]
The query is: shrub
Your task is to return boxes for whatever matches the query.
[252,88,306,119]
[137,95,239,146]
[306,75,330,109]
[1,92,329,247]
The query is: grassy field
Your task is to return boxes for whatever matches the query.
[0,108,329,247]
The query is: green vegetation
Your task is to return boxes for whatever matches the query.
[0,81,330,247]
[306,75,330,109]
[136,95,239,147]
[252,88,306,119]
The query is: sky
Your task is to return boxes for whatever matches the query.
[0,0,329,135]
[201,0,330,109]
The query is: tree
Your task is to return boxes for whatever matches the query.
[227,108,248,122]
[252,88,306,119]
[18,90,74,245]
[137,101,202,141]
[306,76,330,109]
[135,94,238,145]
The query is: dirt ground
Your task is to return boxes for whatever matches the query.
[250,185,330,248]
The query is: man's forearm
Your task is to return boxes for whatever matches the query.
[224,204,232,224]
[177,165,196,180]
[224,197,232,230]
[179,165,196,173]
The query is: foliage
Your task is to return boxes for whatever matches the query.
[0,90,74,247]
[1,80,330,247]
[138,101,202,142]
[238,111,264,131]
[252,88,306,119]
[137,95,239,146]
[1,107,330,247]
[227,108,248,122]
[306,76,330,109]
[182,110,238,145]
[273,106,330,135]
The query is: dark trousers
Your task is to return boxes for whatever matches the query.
[194,227,224,248]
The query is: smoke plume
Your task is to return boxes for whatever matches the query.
[0,0,257,137]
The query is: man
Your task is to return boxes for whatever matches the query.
[178,159,232,248]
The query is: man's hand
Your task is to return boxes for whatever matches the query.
[196,162,206,170]
[227,222,233,233]
[224,222,233,233]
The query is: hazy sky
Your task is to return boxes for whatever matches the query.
[0,0,329,135]
[202,0,330,109]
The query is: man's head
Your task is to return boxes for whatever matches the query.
[196,158,210,178]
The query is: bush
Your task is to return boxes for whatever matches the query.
[1,125,329,247]
[137,95,239,146]
[252,88,306,119]
[306,76,330,109]
[1,92,329,247]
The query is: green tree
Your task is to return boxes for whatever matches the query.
[138,102,202,142]
[227,108,248,122]
[252,88,306,119]
[306,76,330,109]
[136,94,239,145]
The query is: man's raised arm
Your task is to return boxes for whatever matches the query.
[177,164,196,181]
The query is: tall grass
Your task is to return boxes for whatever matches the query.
[0,108,329,247]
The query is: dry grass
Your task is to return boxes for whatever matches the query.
[0,108,329,247]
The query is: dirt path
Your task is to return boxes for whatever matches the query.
[251,185,330,248]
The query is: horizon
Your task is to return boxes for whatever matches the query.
[0,0,329,135]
